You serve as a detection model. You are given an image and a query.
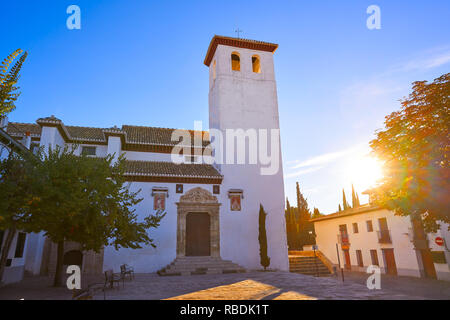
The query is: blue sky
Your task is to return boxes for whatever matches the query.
[2,1,449,214]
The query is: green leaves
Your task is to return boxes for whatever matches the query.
[26,145,165,252]
[370,73,450,232]
[0,144,166,253]
[0,49,28,117]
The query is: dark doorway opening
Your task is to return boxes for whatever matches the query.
[63,250,83,267]
[186,212,210,256]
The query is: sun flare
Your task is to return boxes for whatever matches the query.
[345,154,384,192]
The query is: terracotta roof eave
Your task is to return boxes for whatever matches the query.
[310,205,381,222]
[123,172,223,179]
[204,35,278,66]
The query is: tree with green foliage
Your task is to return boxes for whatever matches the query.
[294,182,315,248]
[338,204,342,212]
[28,145,166,286]
[0,152,37,284]
[0,49,28,117]
[258,204,270,270]
[312,207,323,219]
[351,184,360,208]
[284,197,296,249]
[370,73,450,232]
[342,189,350,210]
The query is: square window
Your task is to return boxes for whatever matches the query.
[176,184,183,194]
[370,250,379,266]
[213,185,220,194]
[81,146,96,156]
[14,232,26,258]
[366,220,373,232]
[356,250,364,267]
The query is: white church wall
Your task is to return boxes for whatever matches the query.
[122,150,212,164]
[103,182,219,273]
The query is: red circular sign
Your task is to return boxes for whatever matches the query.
[435,237,444,246]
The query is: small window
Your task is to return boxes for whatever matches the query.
[176,184,183,194]
[14,232,26,258]
[370,249,379,266]
[231,52,240,71]
[252,55,261,73]
[356,250,364,267]
[81,146,96,156]
[212,60,216,79]
[366,220,373,232]
[353,223,359,233]
[213,185,220,194]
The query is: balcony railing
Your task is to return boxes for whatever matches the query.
[337,233,350,245]
[377,230,392,243]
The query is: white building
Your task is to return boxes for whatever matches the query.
[311,204,450,281]
[2,35,289,280]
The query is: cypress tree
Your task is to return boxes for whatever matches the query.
[259,204,270,270]
[342,189,350,210]
[351,184,360,208]
[338,204,342,212]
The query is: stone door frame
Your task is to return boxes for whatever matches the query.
[176,187,221,258]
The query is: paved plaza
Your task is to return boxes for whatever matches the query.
[1,271,449,300]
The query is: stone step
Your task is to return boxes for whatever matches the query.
[288,255,332,277]
[290,265,329,269]
[290,263,329,267]
[166,266,244,273]
[168,263,241,268]
[157,257,246,276]
[158,268,246,276]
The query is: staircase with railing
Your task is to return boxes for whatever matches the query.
[288,251,333,277]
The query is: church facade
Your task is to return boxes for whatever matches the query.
[3,35,288,279]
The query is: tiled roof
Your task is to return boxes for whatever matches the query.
[66,126,107,142]
[122,125,209,146]
[204,35,278,66]
[7,122,41,137]
[7,120,210,146]
[309,204,381,222]
[123,160,222,179]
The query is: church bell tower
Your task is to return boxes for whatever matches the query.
[204,35,288,271]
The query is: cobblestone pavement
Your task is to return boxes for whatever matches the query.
[1,271,449,300]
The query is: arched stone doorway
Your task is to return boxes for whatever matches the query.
[176,187,221,258]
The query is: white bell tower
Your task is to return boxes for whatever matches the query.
[204,35,288,271]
